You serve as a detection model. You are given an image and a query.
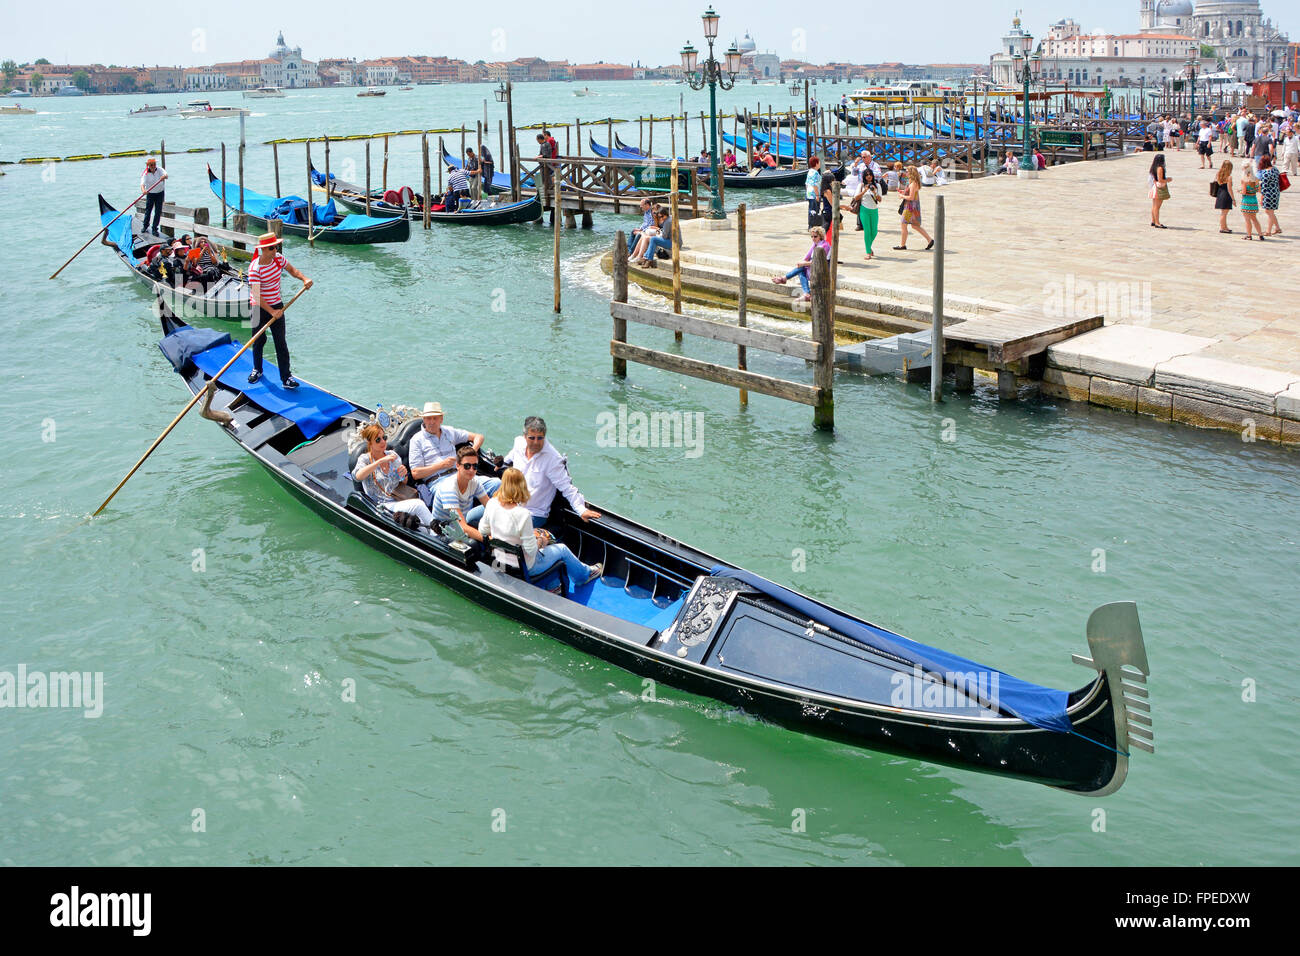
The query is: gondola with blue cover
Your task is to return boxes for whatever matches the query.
[589,137,808,190]
[312,163,542,225]
[151,296,1155,796]
[207,165,409,245]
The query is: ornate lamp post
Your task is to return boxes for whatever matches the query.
[680,6,742,219]
[1184,58,1198,121]
[1011,32,1041,173]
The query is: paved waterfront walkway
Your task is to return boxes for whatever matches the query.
[679,146,1297,377]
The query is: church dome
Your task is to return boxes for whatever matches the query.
[736,31,757,56]
[1155,0,1194,17]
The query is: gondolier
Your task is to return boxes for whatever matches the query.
[247,232,312,389]
[141,157,167,236]
[479,144,494,193]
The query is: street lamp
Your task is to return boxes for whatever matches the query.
[1184,58,1198,121]
[1012,31,1041,173]
[680,6,741,219]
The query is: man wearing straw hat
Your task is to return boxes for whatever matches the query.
[140,157,167,237]
[247,232,312,389]
[408,401,489,508]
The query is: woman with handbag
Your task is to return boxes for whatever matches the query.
[1213,161,1236,234]
[1257,154,1282,236]
[894,166,934,251]
[843,169,881,260]
[1239,166,1264,240]
[1149,154,1171,229]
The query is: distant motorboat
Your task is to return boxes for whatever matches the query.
[357,87,387,97]
[7,89,33,98]
[56,86,86,96]
[573,87,597,96]
[399,86,414,91]
[180,102,250,119]
[0,104,36,115]
[129,103,181,117]
[243,86,285,99]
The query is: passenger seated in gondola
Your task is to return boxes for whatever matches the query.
[722,149,741,171]
[430,446,499,529]
[759,144,779,168]
[455,467,601,589]
[353,423,435,528]
[503,416,601,529]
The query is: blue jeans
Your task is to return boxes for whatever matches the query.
[144,192,164,233]
[529,542,592,589]
[643,236,671,260]
[784,265,810,294]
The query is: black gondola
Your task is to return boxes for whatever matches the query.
[833,105,921,127]
[207,165,410,245]
[150,298,1153,796]
[98,194,250,322]
[314,164,542,225]
[590,138,806,190]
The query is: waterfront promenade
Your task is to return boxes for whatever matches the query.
[666,145,1300,440]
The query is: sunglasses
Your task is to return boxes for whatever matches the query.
[460,462,478,470]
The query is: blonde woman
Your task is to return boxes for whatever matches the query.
[1239,165,1263,240]
[893,166,934,251]
[1213,161,1236,234]
[459,468,601,588]
[353,423,435,527]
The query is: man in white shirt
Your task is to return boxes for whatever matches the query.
[408,401,485,508]
[140,157,167,237]
[504,416,600,526]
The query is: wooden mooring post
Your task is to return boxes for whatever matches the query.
[553,159,562,314]
[809,250,835,430]
[613,232,628,377]
[421,134,432,230]
[931,194,945,402]
[737,202,748,405]
[671,157,682,341]
[305,141,315,248]
[273,141,281,197]
[220,143,227,228]
[365,140,372,217]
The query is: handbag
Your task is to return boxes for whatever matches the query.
[1281,173,1291,192]
[1157,184,1171,201]
[849,194,862,214]
[897,199,905,215]
[1210,180,1219,198]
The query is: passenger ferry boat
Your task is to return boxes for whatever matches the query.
[243,86,286,99]
[357,87,387,97]
[848,80,964,106]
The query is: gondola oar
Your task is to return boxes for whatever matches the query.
[92,285,310,517]
[50,185,153,280]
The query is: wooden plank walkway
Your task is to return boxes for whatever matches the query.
[944,309,1104,365]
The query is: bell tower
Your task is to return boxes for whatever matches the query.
[1139,0,1156,31]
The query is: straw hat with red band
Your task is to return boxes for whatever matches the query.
[256,232,284,250]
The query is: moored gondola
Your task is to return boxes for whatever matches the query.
[207,165,409,245]
[313,165,542,225]
[590,138,807,190]
[97,194,250,322]
[150,298,1154,796]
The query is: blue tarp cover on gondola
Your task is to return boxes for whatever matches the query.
[709,566,1073,734]
[157,328,354,440]
[310,169,336,187]
[209,173,400,231]
[101,207,139,265]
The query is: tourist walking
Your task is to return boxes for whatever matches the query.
[1252,122,1275,173]
[1213,161,1235,233]
[843,169,881,259]
[1239,165,1264,239]
[140,157,167,237]
[1197,121,1214,169]
[247,232,312,388]
[1283,128,1300,177]
[1257,155,1282,236]
[894,166,934,251]
[1148,154,1171,229]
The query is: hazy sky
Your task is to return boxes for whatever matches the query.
[1,1,1286,67]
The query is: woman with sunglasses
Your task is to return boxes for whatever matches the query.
[353,423,435,527]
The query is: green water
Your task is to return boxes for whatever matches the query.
[1,83,1296,866]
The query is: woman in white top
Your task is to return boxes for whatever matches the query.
[353,423,435,527]
[459,468,600,589]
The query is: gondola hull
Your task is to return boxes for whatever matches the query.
[98,194,251,322]
[591,138,801,189]
[150,300,1152,796]
[314,164,542,225]
[207,166,409,245]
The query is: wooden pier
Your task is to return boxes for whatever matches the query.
[943,307,1105,398]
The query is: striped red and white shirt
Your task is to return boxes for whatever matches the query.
[248,252,287,307]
